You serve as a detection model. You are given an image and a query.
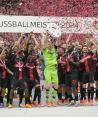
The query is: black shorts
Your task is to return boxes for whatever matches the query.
[78,71,83,82]
[65,72,78,87]
[82,71,94,84]
[95,68,98,81]
[58,71,65,85]
[26,80,36,88]
[11,79,25,90]
[0,79,7,88]
[6,76,13,89]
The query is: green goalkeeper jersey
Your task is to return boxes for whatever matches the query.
[42,48,57,68]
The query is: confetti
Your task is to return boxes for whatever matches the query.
[47,23,61,38]
[0,0,97,16]
[0,0,98,41]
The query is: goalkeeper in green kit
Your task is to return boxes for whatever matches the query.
[34,32,58,107]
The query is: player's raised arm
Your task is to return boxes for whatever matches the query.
[30,32,39,47]
[66,34,73,44]
[40,32,50,50]
[12,33,24,50]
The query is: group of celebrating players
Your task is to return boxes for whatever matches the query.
[0,32,98,108]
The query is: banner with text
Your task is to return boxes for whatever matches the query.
[0,15,98,34]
